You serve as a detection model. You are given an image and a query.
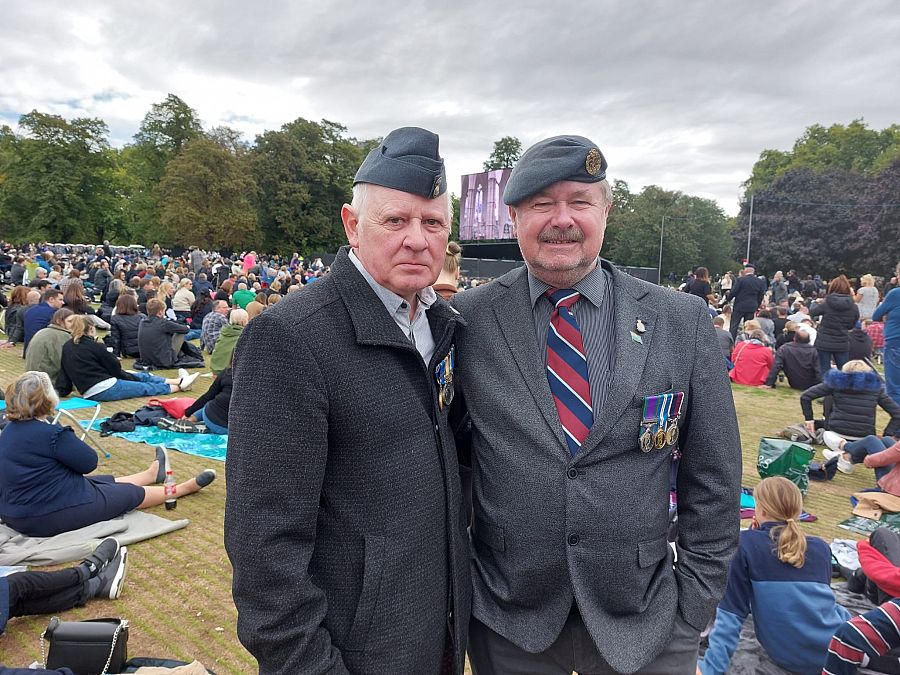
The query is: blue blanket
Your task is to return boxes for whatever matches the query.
[82,420,227,462]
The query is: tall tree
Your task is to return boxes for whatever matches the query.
[605,185,734,278]
[483,136,522,171]
[733,167,870,277]
[124,94,204,242]
[156,138,259,250]
[251,118,368,254]
[0,111,120,242]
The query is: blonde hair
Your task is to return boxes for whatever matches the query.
[754,477,807,568]
[267,293,281,306]
[4,371,59,421]
[843,359,873,373]
[743,319,761,332]
[69,315,96,344]
[860,274,875,288]
[444,241,462,276]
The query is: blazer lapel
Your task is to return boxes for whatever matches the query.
[578,264,657,457]
[491,269,569,455]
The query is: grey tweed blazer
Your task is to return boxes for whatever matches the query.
[451,260,741,674]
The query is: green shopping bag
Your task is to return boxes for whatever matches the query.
[757,437,815,495]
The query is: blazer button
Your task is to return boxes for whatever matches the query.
[566,468,578,479]
[568,534,580,546]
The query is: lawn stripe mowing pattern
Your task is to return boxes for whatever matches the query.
[0,338,891,671]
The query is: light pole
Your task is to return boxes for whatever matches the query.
[658,213,688,285]
[745,193,754,264]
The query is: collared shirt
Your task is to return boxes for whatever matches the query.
[528,261,616,417]
[349,249,437,365]
[201,311,229,352]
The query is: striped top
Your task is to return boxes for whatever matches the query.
[528,261,616,417]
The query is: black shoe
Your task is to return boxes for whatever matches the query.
[81,538,119,578]
[94,547,128,600]
[154,445,169,484]
[196,469,217,488]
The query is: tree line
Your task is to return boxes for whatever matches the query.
[1,98,896,276]
[0,94,378,255]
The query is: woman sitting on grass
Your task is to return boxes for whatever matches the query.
[0,371,216,537]
[800,359,900,441]
[57,316,197,402]
[698,477,850,674]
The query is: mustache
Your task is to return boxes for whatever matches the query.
[538,228,584,243]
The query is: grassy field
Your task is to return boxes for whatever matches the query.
[0,340,892,672]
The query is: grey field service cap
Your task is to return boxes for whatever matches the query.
[353,126,447,199]
[502,135,608,206]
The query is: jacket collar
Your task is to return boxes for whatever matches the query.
[331,246,464,368]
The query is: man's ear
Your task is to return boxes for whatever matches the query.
[509,206,518,237]
[341,204,360,248]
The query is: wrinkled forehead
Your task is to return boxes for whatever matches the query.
[366,184,450,219]
[522,180,606,203]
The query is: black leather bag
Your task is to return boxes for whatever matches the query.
[42,617,129,675]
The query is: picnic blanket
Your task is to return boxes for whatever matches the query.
[83,419,227,462]
[0,511,188,566]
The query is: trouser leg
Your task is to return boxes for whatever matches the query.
[468,615,570,675]
[6,568,89,618]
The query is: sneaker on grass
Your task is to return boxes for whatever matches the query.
[95,547,128,600]
[823,430,847,454]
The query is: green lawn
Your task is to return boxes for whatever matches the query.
[0,343,891,672]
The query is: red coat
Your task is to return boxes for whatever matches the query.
[729,341,774,386]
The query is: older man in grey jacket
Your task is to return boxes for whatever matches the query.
[452,136,742,674]
[226,127,470,675]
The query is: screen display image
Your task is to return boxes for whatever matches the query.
[459,168,514,241]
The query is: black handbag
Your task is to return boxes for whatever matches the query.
[41,617,129,675]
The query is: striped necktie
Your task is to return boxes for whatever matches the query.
[546,289,593,456]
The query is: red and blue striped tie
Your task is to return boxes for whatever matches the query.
[546,289,593,456]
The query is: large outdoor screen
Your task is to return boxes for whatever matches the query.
[459,168,514,241]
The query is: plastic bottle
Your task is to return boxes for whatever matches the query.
[164,469,177,510]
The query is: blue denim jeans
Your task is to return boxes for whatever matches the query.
[818,349,849,376]
[195,405,228,435]
[885,341,900,407]
[185,328,202,341]
[845,435,895,480]
[88,372,171,401]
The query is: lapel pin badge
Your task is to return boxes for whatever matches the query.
[635,319,647,334]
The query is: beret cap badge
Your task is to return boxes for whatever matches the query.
[585,148,602,176]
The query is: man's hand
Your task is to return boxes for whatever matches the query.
[805,420,816,435]
[757,385,773,389]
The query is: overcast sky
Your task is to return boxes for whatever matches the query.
[2,1,898,216]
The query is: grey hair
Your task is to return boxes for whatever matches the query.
[5,370,59,419]
[350,183,453,227]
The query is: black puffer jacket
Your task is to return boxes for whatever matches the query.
[108,312,145,357]
[809,294,859,352]
[801,369,900,438]
[4,303,26,343]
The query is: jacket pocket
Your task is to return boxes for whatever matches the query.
[346,534,385,649]
[638,535,669,568]
[472,518,506,552]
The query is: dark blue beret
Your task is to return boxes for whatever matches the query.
[503,135,607,206]
[353,126,447,199]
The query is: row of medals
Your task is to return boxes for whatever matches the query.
[640,418,679,452]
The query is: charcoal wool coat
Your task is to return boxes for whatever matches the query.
[451,260,742,674]
[225,247,471,675]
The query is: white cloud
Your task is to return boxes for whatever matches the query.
[1,0,898,217]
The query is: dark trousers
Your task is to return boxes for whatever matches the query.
[7,567,88,618]
[729,310,755,339]
[817,348,849,376]
[469,605,700,674]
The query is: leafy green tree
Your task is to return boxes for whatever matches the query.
[0,111,121,242]
[483,136,522,171]
[251,118,368,254]
[746,120,900,194]
[133,94,203,158]
[605,185,734,278]
[208,125,250,156]
[156,138,259,250]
